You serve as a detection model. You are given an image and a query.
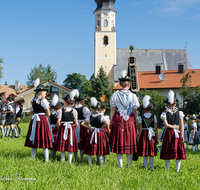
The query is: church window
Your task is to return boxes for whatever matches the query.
[103,36,108,46]
[97,20,100,27]
[111,20,114,28]
[104,19,108,27]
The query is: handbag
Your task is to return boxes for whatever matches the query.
[142,116,160,153]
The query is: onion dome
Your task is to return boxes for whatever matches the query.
[94,0,116,13]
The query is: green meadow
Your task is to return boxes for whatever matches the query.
[0,123,200,190]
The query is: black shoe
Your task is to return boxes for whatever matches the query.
[15,136,19,138]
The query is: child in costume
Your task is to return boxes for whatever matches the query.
[24,78,54,161]
[109,69,140,167]
[197,115,200,146]
[53,92,78,163]
[82,97,110,166]
[73,90,90,163]
[183,117,189,149]
[188,114,199,151]
[0,94,4,138]
[137,95,158,170]
[15,99,25,137]
[49,94,63,158]
[4,95,18,138]
[160,90,186,172]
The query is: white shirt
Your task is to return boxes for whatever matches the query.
[75,104,90,118]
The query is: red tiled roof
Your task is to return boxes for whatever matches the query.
[114,69,200,90]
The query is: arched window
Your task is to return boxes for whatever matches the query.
[111,20,114,28]
[103,36,108,46]
[104,19,108,27]
[97,20,100,27]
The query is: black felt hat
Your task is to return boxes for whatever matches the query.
[118,69,134,82]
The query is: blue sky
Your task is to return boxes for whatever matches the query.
[0,0,200,85]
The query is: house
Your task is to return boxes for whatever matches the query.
[113,68,200,105]
[16,80,72,112]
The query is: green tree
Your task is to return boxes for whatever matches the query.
[90,66,114,114]
[138,89,166,127]
[27,64,57,88]
[0,57,3,80]
[63,73,92,97]
[180,70,200,114]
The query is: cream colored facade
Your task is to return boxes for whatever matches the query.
[16,81,71,111]
[94,10,116,84]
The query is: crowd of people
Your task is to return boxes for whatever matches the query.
[1,71,200,173]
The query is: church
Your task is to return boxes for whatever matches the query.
[93,0,193,86]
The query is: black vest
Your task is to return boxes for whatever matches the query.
[50,112,57,124]
[166,111,179,125]
[16,105,23,118]
[90,115,102,129]
[32,100,45,114]
[142,114,154,129]
[6,102,16,119]
[75,106,84,120]
[62,109,74,122]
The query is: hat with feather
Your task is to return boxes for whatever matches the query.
[140,95,154,111]
[34,78,49,92]
[118,69,134,82]
[91,97,101,109]
[72,89,86,101]
[63,90,77,104]
[190,114,196,120]
[51,94,63,109]
[164,90,178,104]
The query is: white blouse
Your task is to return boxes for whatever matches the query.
[191,122,197,130]
[51,109,62,119]
[160,107,184,120]
[85,112,108,124]
[75,104,90,118]
[58,107,78,119]
[110,90,140,121]
[184,123,188,130]
[32,97,50,110]
[139,113,157,124]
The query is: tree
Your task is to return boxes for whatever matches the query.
[180,70,200,114]
[63,73,92,97]
[0,57,3,80]
[27,64,57,88]
[90,66,114,114]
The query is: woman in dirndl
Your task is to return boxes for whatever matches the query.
[197,115,200,147]
[53,93,78,163]
[24,79,54,161]
[160,90,186,172]
[73,90,90,163]
[188,114,199,151]
[49,94,63,158]
[183,117,189,149]
[137,95,158,170]
[109,70,140,167]
[82,98,110,166]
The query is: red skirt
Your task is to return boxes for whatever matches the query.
[54,123,78,152]
[83,128,110,155]
[109,112,137,154]
[52,126,58,149]
[137,130,158,157]
[24,116,53,149]
[160,128,186,160]
[78,123,89,150]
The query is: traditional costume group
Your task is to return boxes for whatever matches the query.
[0,93,24,138]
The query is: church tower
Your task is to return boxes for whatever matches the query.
[94,0,117,83]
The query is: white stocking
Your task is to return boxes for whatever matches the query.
[61,151,65,161]
[43,148,49,162]
[126,154,133,167]
[80,150,84,162]
[103,155,106,162]
[149,157,154,170]
[116,154,123,168]
[88,156,92,165]
[32,148,37,158]
[176,160,181,172]
[68,152,73,163]
[143,157,148,168]
[74,152,78,160]
[99,157,104,166]
[165,160,170,170]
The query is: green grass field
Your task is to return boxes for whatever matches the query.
[0,123,200,190]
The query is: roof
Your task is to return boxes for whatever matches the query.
[17,80,72,97]
[114,49,192,82]
[94,0,116,13]
[0,85,28,101]
[113,69,200,90]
